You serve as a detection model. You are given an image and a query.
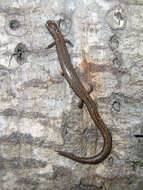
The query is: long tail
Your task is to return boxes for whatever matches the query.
[56,100,112,164]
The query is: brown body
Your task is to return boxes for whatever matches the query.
[46,20,112,164]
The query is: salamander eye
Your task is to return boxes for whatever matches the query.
[46,20,53,25]
[45,20,53,28]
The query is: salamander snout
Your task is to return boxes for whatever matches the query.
[46,20,59,35]
[46,20,54,27]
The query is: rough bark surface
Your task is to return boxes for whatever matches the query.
[0,0,143,190]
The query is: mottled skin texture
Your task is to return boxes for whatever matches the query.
[46,20,112,164]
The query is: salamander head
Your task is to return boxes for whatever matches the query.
[46,20,60,39]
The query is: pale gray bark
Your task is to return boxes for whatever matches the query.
[0,0,143,189]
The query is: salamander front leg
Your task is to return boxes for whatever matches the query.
[45,41,56,49]
[45,39,73,50]
[65,39,73,47]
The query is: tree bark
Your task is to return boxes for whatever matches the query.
[0,1,143,189]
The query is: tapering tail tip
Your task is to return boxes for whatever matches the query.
[55,150,111,164]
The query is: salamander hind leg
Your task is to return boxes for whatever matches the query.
[78,84,93,109]
[59,70,64,76]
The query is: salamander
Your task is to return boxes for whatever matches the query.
[45,20,112,164]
